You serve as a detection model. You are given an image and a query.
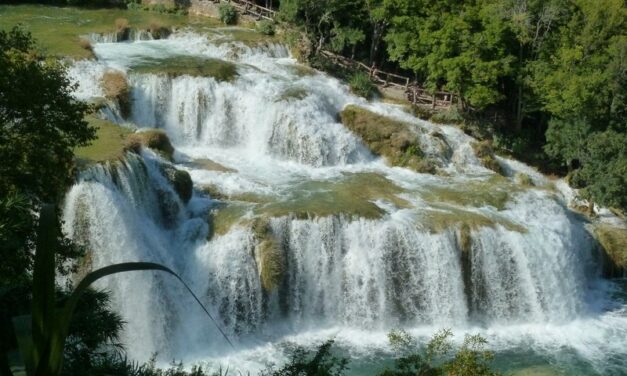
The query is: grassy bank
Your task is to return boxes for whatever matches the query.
[0,4,220,58]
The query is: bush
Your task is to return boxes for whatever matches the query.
[125,0,141,10]
[256,20,276,36]
[218,4,238,25]
[348,72,379,100]
[430,107,464,124]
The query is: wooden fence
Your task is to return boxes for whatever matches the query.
[319,50,456,108]
[216,0,455,108]
[221,0,276,21]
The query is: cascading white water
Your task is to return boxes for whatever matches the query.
[63,31,627,375]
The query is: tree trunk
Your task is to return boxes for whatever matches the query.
[515,44,524,132]
[369,23,384,66]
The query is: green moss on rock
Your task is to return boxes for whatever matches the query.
[160,164,193,203]
[458,223,472,254]
[125,129,175,161]
[515,172,534,186]
[592,224,627,277]
[252,218,285,291]
[421,204,527,234]
[340,105,436,174]
[420,176,515,210]
[132,56,238,81]
[471,140,503,175]
[101,71,131,118]
[255,172,411,220]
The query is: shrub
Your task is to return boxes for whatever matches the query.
[219,4,238,25]
[430,107,464,124]
[125,0,142,10]
[349,71,379,100]
[152,3,167,14]
[256,20,276,36]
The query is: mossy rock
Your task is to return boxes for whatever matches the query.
[340,105,436,174]
[255,172,411,220]
[471,140,503,175]
[515,172,534,186]
[101,70,131,118]
[132,56,238,81]
[276,87,308,102]
[161,164,193,204]
[592,224,627,278]
[252,218,285,291]
[207,202,252,238]
[420,176,515,210]
[420,206,527,234]
[125,129,175,161]
[457,223,472,254]
[148,23,172,39]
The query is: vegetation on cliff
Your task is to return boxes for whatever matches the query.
[279,0,627,212]
[340,105,436,173]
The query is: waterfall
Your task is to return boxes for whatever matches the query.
[62,30,627,375]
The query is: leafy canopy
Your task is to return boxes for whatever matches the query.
[0,26,95,203]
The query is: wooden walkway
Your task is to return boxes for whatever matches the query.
[221,0,276,21]
[216,0,456,108]
[320,51,456,108]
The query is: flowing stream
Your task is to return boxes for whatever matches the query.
[63,30,627,375]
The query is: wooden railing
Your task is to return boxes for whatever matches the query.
[215,0,455,108]
[222,0,276,21]
[319,50,456,108]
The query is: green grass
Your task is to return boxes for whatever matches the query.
[74,116,134,166]
[0,4,220,59]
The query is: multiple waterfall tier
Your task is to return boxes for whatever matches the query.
[63,30,626,374]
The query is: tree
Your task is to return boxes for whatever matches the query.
[384,0,514,110]
[506,0,568,130]
[279,0,368,55]
[0,26,97,374]
[538,0,627,210]
[0,26,95,203]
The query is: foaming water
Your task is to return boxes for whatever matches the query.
[63,30,627,375]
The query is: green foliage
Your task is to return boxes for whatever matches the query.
[11,205,232,376]
[569,131,627,211]
[348,72,378,99]
[379,329,499,376]
[0,26,96,202]
[257,20,276,36]
[278,0,369,54]
[261,340,349,376]
[384,1,514,110]
[218,4,238,25]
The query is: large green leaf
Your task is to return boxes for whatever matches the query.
[30,205,56,376]
[13,205,233,376]
[48,262,234,375]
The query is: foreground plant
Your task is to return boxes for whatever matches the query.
[379,329,499,376]
[11,205,231,376]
